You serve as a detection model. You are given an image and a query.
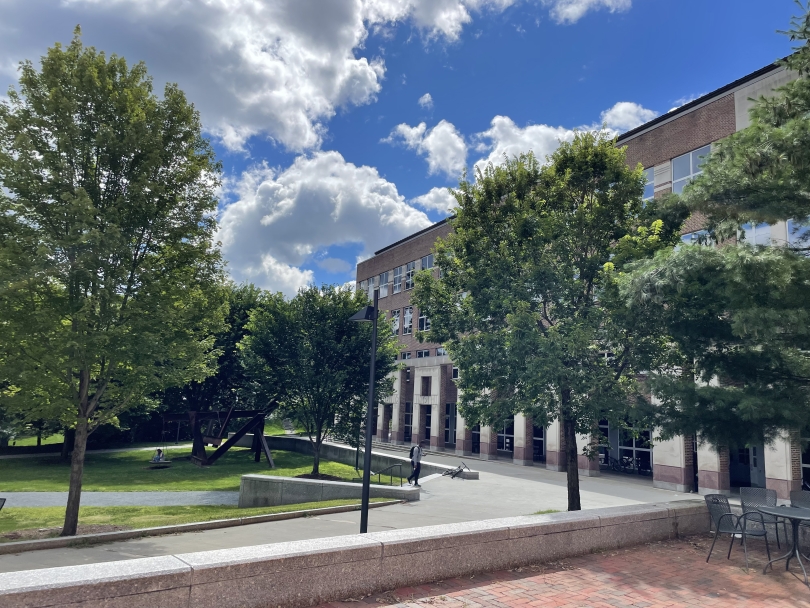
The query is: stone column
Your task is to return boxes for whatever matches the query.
[376,402,387,441]
[479,425,498,460]
[430,402,444,450]
[545,418,565,472]
[513,413,534,466]
[697,440,731,495]
[576,432,600,477]
[455,410,472,456]
[410,402,423,446]
[765,431,803,500]
[652,433,692,492]
[390,373,404,444]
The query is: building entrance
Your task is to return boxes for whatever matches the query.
[497,420,514,454]
[730,444,766,488]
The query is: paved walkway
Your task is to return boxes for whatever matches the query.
[0,464,692,573]
[1,491,238,507]
[319,535,810,607]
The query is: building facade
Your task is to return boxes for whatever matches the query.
[355,59,807,499]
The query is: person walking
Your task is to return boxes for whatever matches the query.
[407,444,423,487]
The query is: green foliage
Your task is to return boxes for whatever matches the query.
[241,285,398,474]
[681,3,810,248]
[0,29,227,534]
[413,132,670,509]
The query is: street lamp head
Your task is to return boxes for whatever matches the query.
[349,306,376,322]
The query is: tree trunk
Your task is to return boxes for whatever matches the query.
[61,417,89,536]
[36,429,42,447]
[563,413,581,511]
[60,428,75,462]
[312,438,321,475]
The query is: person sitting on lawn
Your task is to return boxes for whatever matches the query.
[151,448,165,463]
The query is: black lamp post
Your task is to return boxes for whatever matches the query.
[349,287,379,534]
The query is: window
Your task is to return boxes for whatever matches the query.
[788,218,810,250]
[802,435,810,485]
[444,403,457,446]
[393,266,402,294]
[421,254,434,270]
[404,402,412,443]
[436,347,447,356]
[452,366,459,379]
[740,222,772,246]
[365,275,376,299]
[379,271,389,298]
[533,424,545,462]
[618,427,652,475]
[681,229,710,246]
[400,351,411,360]
[390,309,400,334]
[672,145,710,194]
[497,420,515,453]
[418,311,431,332]
[359,279,367,295]
[421,375,432,396]
[403,306,413,335]
[416,349,431,358]
[405,261,416,290]
[643,167,654,201]
[405,367,411,382]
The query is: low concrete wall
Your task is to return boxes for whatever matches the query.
[0,500,709,608]
[233,433,479,479]
[238,474,419,508]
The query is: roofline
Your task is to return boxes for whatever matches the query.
[616,57,790,144]
[372,217,453,256]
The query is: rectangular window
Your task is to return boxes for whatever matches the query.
[497,420,515,453]
[532,424,545,462]
[359,279,368,295]
[404,402,412,443]
[421,253,434,270]
[400,351,411,360]
[680,229,710,246]
[452,366,459,379]
[390,309,400,334]
[740,222,772,246]
[403,306,413,335]
[405,261,416,290]
[378,271,389,298]
[436,347,447,356]
[393,266,402,294]
[418,311,430,332]
[789,218,810,252]
[416,349,430,358]
[444,402,457,446]
[643,167,654,201]
[366,276,376,299]
[672,145,711,194]
[421,375,432,396]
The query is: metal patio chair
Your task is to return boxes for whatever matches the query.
[740,487,787,550]
[790,491,810,549]
[705,494,771,571]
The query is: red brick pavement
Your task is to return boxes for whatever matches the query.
[321,535,810,607]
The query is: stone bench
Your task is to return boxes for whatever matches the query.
[237,474,420,508]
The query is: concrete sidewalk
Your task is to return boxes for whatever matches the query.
[1,491,238,508]
[0,461,692,574]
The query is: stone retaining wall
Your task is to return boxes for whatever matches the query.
[0,500,709,608]
[234,434,479,479]
[238,474,419,508]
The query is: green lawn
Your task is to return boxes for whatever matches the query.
[0,499,392,541]
[0,448,402,492]
[10,433,64,447]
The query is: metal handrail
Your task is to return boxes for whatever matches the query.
[371,463,403,487]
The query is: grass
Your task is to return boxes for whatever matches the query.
[9,433,64,447]
[0,499,393,541]
[0,447,403,492]
[533,509,560,515]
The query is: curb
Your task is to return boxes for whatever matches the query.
[0,500,402,555]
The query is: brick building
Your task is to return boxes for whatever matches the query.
[355,59,807,498]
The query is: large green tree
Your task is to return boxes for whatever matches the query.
[413,133,683,510]
[241,286,398,475]
[0,31,226,536]
[619,6,810,448]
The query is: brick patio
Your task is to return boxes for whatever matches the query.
[321,534,810,607]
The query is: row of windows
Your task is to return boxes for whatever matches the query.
[399,348,449,360]
[389,307,430,336]
[643,144,710,201]
[681,219,810,248]
[357,254,434,300]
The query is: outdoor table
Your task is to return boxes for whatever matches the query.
[757,505,810,585]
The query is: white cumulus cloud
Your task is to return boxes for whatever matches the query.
[473,115,577,172]
[411,187,458,214]
[600,101,658,132]
[543,0,632,24]
[385,120,467,178]
[418,92,434,109]
[217,151,431,296]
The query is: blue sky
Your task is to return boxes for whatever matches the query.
[0,0,798,295]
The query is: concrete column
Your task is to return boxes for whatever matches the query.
[375,402,387,442]
[455,410,472,456]
[765,431,803,500]
[479,425,498,460]
[545,418,565,472]
[430,402,444,450]
[697,440,731,495]
[410,402,423,446]
[513,413,534,466]
[390,373,403,444]
[652,433,692,492]
[576,432,600,477]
